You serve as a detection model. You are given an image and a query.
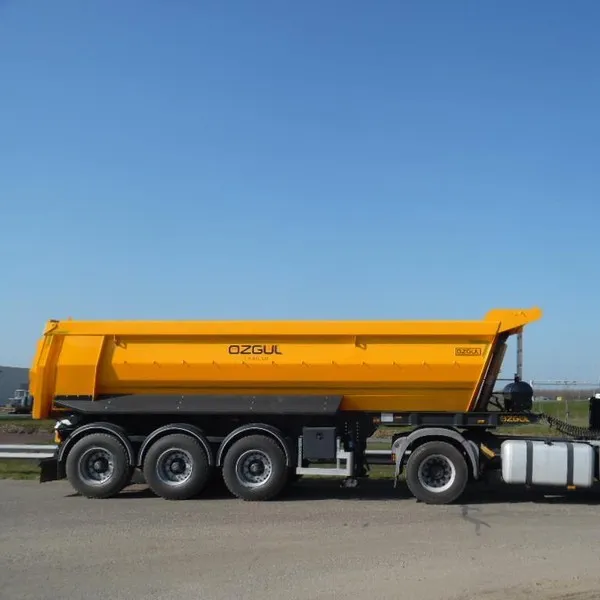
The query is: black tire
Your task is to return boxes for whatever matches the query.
[65,433,132,499]
[142,433,211,500]
[222,435,289,501]
[405,440,469,505]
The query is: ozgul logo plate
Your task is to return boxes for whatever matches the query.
[454,347,483,357]
[228,344,283,356]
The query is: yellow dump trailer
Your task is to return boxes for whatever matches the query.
[30,307,542,421]
[33,305,600,506]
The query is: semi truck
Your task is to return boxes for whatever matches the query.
[30,307,600,504]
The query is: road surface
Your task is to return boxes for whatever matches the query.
[0,478,599,600]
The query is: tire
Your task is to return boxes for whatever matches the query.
[222,434,289,501]
[142,433,211,500]
[405,440,469,505]
[65,433,132,499]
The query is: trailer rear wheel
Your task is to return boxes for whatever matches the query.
[405,440,469,505]
[222,434,288,501]
[65,433,132,499]
[142,433,211,500]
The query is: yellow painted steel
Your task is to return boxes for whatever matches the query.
[30,307,542,420]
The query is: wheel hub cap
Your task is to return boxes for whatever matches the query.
[93,459,107,473]
[235,450,273,488]
[78,448,115,486]
[156,449,194,486]
[249,460,264,475]
[417,454,456,494]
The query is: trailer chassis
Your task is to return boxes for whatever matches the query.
[37,386,600,505]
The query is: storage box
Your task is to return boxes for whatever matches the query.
[302,427,337,461]
[501,439,595,488]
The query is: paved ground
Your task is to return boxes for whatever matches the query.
[1,478,599,600]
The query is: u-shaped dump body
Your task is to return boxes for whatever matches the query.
[29,307,542,420]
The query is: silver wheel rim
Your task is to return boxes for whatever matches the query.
[417,454,456,493]
[78,447,115,486]
[155,449,194,486]
[235,450,273,488]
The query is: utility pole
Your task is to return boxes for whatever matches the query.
[516,331,523,380]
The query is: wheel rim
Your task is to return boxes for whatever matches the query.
[155,449,194,486]
[417,454,456,493]
[235,450,273,488]
[78,447,115,486]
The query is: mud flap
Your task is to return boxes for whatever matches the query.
[39,457,60,483]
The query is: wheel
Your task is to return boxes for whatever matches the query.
[142,433,211,500]
[222,434,288,501]
[405,440,469,505]
[65,433,132,499]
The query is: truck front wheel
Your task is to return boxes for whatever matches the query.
[405,440,469,505]
[142,433,211,500]
[65,433,132,499]
[222,434,289,501]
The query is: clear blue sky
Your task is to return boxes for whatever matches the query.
[1,1,599,383]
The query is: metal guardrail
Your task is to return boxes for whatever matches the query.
[0,445,390,461]
[0,444,56,459]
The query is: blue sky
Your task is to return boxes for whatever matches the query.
[1,1,599,382]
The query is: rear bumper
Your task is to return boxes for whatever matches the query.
[39,456,61,483]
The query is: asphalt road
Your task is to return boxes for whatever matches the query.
[1,478,599,600]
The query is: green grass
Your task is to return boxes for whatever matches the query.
[531,399,589,421]
[370,400,592,439]
[498,400,590,436]
[0,460,396,484]
[365,465,394,479]
[0,460,40,480]
[299,464,395,481]
[0,418,55,435]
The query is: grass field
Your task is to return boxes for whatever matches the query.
[371,400,591,438]
[0,460,41,480]
[0,462,397,482]
[0,417,54,434]
[498,399,590,435]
